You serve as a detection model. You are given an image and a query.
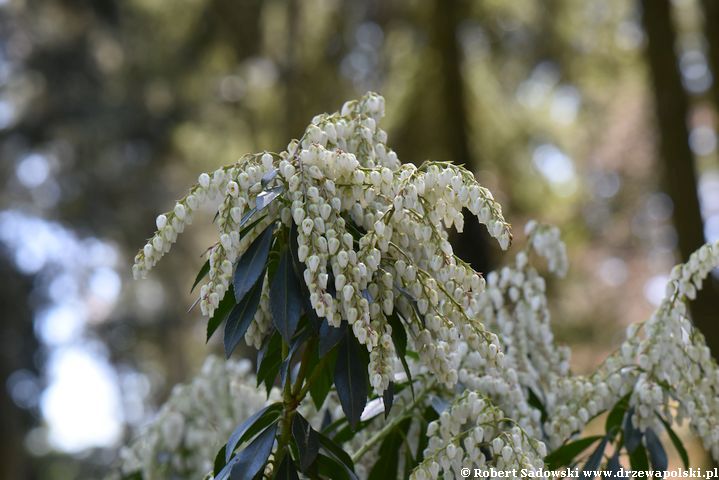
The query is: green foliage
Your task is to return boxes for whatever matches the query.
[333,329,369,430]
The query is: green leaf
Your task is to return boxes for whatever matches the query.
[261,168,279,188]
[606,450,622,475]
[528,388,548,425]
[224,277,263,358]
[605,393,631,435]
[274,455,299,480]
[214,457,238,480]
[645,428,668,472]
[623,407,643,453]
[334,329,368,429]
[311,454,352,480]
[414,406,438,465]
[226,403,282,462]
[582,436,608,476]
[257,331,283,394]
[657,415,689,468]
[270,249,303,343]
[309,349,336,410]
[382,382,394,419]
[191,259,210,292]
[368,417,411,480]
[388,313,414,398]
[292,413,320,472]
[207,288,236,343]
[234,225,274,304]
[319,320,346,356]
[317,432,358,479]
[240,214,269,238]
[629,444,649,472]
[213,445,227,476]
[256,185,284,210]
[231,422,278,480]
[120,472,143,480]
[545,436,603,470]
[280,327,309,386]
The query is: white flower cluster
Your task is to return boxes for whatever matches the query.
[132,168,232,281]
[131,92,719,476]
[545,241,719,459]
[133,92,512,397]
[116,356,279,479]
[412,391,545,479]
[428,222,570,442]
[523,220,568,277]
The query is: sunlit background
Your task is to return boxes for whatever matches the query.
[1,0,719,477]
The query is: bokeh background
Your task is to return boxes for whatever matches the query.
[2,0,719,477]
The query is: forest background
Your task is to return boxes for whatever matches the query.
[2,0,719,478]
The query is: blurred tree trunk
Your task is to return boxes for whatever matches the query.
[701,0,719,116]
[430,0,491,274]
[0,257,38,480]
[641,0,719,355]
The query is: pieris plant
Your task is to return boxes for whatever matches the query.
[122,93,719,480]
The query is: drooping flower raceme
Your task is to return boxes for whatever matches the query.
[116,356,280,480]
[128,93,719,479]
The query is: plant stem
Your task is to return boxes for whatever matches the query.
[274,334,319,469]
[274,341,297,468]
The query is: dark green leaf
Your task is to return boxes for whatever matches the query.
[239,208,257,227]
[121,472,143,480]
[312,454,352,480]
[240,214,269,238]
[234,225,274,304]
[582,436,608,476]
[383,382,394,419]
[545,436,603,470]
[388,313,414,398]
[214,445,227,476]
[274,455,299,480]
[334,329,368,429]
[317,432,357,479]
[231,423,278,480]
[645,428,668,472]
[623,407,643,453]
[257,331,283,394]
[528,388,548,425]
[368,417,411,480]
[387,313,407,357]
[279,327,309,386]
[657,415,689,468]
[605,394,631,435]
[207,288,236,343]
[319,320,346,356]
[292,413,320,472]
[261,168,279,187]
[629,444,649,472]
[191,259,210,292]
[215,457,238,480]
[414,406,438,465]
[256,186,284,210]
[226,403,282,462]
[309,349,336,410]
[606,450,622,475]
[271,250,303,343]
[331,419,373,445]
[224,277,263,358]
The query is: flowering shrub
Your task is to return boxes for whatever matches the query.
[125,93,719,479]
